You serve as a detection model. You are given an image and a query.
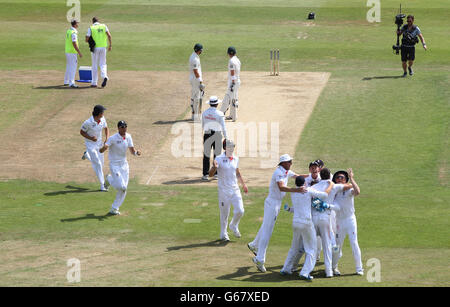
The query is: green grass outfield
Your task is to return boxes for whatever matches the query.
[0,0,449,287]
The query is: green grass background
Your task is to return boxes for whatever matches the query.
[0,0,449,286]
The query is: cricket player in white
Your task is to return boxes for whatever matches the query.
[331,168,363,276]
[220,46,241,122]
[86,17,112,88]
[209,140,248,241]
[281,176,333,281]
[189,43,205,121]
[64,20,82,88]
[248,154,304,273]
[80,105,109,191]
[100,120,141,215]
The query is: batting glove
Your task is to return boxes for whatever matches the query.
[199,83,205,91]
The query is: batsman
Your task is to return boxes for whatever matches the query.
[220,46,241,122]
[189,43,205,121]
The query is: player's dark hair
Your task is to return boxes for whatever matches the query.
[71,20,78,27]
[320,168,331,180]
[407,15,414,20]
[295,176,305,187]
[92,17,99,23]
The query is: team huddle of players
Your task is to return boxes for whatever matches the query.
[212,151,363,282]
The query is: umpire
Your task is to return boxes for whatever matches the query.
[201,96,228,181]
[397,15,427,77]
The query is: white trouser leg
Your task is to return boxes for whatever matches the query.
[229,190,244,230]
[112,190,127,210]
[64,53,71,84]
[229,82,240,120]
[299,222,317,277]
[255,198,281,264]
[314,217,333,276]
[282,224,302,273]
[330,211,337,247]
[86,146,104,185]
[109,161,129,210]
[190,79,201,119]
[91,51,98,85]
[66,53,77,85]
[98,48,108,79]
[220,92,231,115]
[218,191,231,238]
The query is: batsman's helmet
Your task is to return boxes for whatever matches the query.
[117,120,127,128]
[92,104,106,116]
[194,43,203,52]
[227,46,236,56]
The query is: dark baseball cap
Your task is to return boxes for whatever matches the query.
[117,120,127,128]
[194,43,203,52]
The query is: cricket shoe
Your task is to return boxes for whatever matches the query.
[101,77,108,88]
[356,270,364,276]
[247,243,257,256]
[402,72,407,78]
[408,67,414,76]
[201,175,209,181]
[109,208,120,215]
[280,270,292,276]
[299,274,313,282]
[220,234,230,242]
[333,268,341,276]
[229,225,241,238]
[213,174,218,180]
[69,84,79,88]
[100,184,108,192]
[252,257,266,273]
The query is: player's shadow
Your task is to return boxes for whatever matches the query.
[362,75,404,80]
[33,85,91,90]
[44,185,104,196]
[167,239,232,251]
[217,265,293,283]
[153,119,192,125]
[60,213,112,222]
[163,178,209,185]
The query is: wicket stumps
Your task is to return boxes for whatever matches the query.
[270,49,280,76]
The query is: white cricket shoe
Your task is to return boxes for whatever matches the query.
[100,184,108,192]
[201,175,209,181]
[252,257,266,273]
[280,269,292,276]
[213,174,218,180]
[229,225,241,238]
[299,274,313,282]
[333,268,341,276]
[109,208,120,215]
[247,243,257,256]
[356,270,364,276]
[220,234,230,242]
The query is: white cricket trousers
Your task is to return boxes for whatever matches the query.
[332,214,363,272]
[85,146,105,186]
[220,80,240,121]
[91,47,108,86]
[64,53,78,86]
[218,188,244,238]
[251,197,281,264]
[107,160,129,210]
[282,220,317,276]
[190,78,202,119]
[313,215,333,276]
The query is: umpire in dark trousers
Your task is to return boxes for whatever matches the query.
[201,96,228,181]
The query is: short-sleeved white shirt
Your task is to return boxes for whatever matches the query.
[189,52,202,81]
[201,107,227,139]
[86,22,109,37]
[70,27,78,42]
[105,132,134,163]
[305,174,321,187]
[215,153,239,192]
[81,116,107,149]
[228,56,241,83]
[334,188,355,220]
[267,166,296,203]
[310,179,334,219]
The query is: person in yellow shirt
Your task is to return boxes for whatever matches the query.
[64,20,82,88]
[85,17,112,88]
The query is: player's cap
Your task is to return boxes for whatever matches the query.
[93,104,106,116]
[314,159,324,168]
[223,139,236,150]
[117,120,127,128]
[309,161,320,168]
[207,96,220,105]
[332,170,349,183]
[227,46,236,55]
[295,176,305,187]
[194,43,203,52]
[279,154,293,164]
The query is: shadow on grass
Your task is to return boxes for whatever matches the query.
[60,213,112,222]
[153,119,192,125]
[362,75,404,80]
[167,239,232,251]
[44,185,104,196]
[33,85,91,90]
[163,178,209,185]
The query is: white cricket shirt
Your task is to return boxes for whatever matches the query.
[201,107,227,139]
[81,116,107,149]
[334,188,355,220]
[105,132,134,163]
[291,187,329,224]
[305,173,321,187]
[267,166,296,203]
[228,55,241,84]
[215,153,239,192]
[189,52,202,81]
